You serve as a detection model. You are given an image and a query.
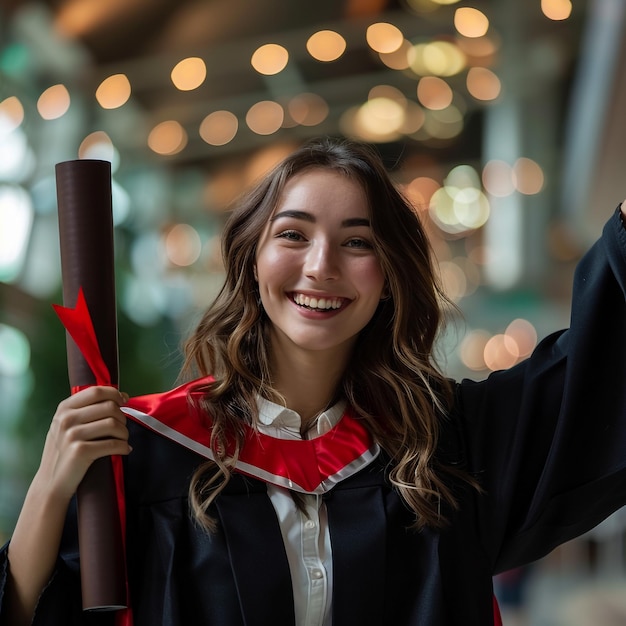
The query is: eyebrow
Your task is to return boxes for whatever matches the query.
[270,210,370,228]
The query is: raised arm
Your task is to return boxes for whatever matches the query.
[3,386,130,626]
[455,202,626,573]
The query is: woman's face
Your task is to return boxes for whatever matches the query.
[255,168,386,363]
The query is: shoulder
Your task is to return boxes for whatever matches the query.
[126,420,206,503]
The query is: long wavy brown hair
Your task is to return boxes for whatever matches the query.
[182,136,462,530]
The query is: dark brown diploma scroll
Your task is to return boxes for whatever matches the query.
[55,159,126,611]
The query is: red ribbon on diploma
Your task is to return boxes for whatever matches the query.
[53,288,133,626]
[53,288,112,390]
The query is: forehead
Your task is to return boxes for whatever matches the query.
[273,168,369,216]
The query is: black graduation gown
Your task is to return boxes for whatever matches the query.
[2,208,626,625]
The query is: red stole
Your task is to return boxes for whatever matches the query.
[123,377,380,494]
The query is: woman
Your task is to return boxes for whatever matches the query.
[2,137,626,625]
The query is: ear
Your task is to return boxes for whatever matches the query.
[253,265,258,281]
[380,282,390,301]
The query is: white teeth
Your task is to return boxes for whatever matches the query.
[293,294,342,310]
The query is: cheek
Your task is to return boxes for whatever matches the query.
[358,259,386,296]
[256,248,295,288]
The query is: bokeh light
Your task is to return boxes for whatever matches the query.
[505,318,538,358]
[306,30,347,61]
[379,39,412,69]
[37,84,71,120]
[171,57,207,91]
[513,157,545,194]
[541,0,573,20]
[288,93,329,126]
[409,41,466,77]
[466,67,501,101]
[366,22,404,54]
[96,74,131,109]
[200,110,239,145]
[78,131,118,166]
[482,160,515,197]
[454,7,490,38]
[164,223,202,266]
[148,120,188,155]
[417,76,453,110]
[0,97,24,134]
[251,44,289,75]
[246,101,284,135]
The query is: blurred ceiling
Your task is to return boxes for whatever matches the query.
[2,0,626,377]
[1,0,592,172]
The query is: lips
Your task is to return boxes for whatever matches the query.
[291,292,347,311]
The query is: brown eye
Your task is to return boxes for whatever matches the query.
[277,230,304,241]
[345,238,372,249]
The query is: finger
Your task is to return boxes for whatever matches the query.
[61,386,128,410]
[54,401,128,432]
[67,417,129,445]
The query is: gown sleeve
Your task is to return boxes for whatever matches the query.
[0,501,113,625]
[453,207,626,574]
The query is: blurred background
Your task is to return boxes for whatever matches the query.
[1,0,626,623]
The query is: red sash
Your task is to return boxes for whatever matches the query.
[124,378,379,494]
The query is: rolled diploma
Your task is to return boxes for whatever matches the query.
[55,159,126,611]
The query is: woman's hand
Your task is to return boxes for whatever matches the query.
[6,386,131,626]
[36,385,131,502]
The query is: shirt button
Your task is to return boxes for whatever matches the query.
[311,568,323,580]
[304,520,316,529]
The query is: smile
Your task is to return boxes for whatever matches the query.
[292,293,346,311]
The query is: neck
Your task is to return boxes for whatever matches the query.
[269,343,351,432]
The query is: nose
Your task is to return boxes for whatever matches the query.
[304,240,339,281]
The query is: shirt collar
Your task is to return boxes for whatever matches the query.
[256,395,347,440]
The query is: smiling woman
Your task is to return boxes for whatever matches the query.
[3,137,626,626]
[254,169,386,408]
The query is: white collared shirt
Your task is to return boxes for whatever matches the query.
[256,397,347,626]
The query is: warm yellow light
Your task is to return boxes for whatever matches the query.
[484,334,519,371]
[78,131,114,160]
[460,330,490,371]
[356,97,405,135]
[454,7,489,38]
[400,101,426,134]
[405,177,440,210]
[288,93,329,126]
[409,41,466,77]
[417,76,453,110]
[96,74,131,109]
[428,106,464,140]
[379,39,412,69]
[0,96,24,133]
[369,84,406,104]
[541,0,572,20]
[366,22,404,54]
[505,319,537,358]
[165,223,202,266]
[37,84,71,120]
[199,111,238,146]
[251,44,289,75]
[306,30,346,62]
[482,160,515,197]
[513,158,544,194]
[439,260,467,301]
[171,57,206,91]
[148,120,187,155]
[456,35,499,60]
[246,101,284,135]
[466,67,501,101]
